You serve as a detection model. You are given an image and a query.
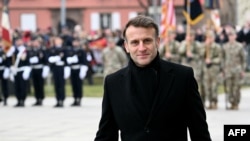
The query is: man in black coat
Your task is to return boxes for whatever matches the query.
[94,15,211,141]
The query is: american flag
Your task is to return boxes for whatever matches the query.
[1,0,12,53]
[160,0,176,38]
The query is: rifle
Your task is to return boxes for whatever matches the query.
[224,78,229,109]
[10,47,25,81]
[222,70,229,109]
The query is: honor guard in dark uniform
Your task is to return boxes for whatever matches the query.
[10,38,31,107]
[29,38,49,106]
[0,41,12,105]
[66,38,88,106]
[48,37,70,107]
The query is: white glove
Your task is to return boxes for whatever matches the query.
[71,55,79,63]
[66,55,79,64]
[87,53,92,61]
[22,66,32,80]
[3,68,10,79]
[10,66,17,76]
[10,66,17,82]
[66,57,73,64]
[64,66,71,79]
[29,56,39,64]
[10,73,14,82]
[48,56,61,63]
[17,51,23,58]
[42,66,50,78]
[6,46,15,57]
[79,65,88,80]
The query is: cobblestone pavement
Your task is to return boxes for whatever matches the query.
[0,88,250,141]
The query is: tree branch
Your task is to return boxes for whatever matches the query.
[137,0,148,9]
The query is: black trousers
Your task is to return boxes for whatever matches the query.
[70,69,83,99]
[0,70,9,99]
[32,69,44,100]
[14,71,28,101]
[52,66,65,101]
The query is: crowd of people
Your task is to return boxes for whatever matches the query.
[0,20,249,109]
[0,25,127,107]
[159,23,249,110]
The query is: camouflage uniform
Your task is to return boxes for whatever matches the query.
[222,37,246,110]
[102,46,128,78]
[179,40,202,81]
[201,42,222,109]
[159,40,180,64]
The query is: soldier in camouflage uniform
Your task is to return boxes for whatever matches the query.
[222,29,246,110]
[179,30,203,89]
[102,38,128,78]
[201,31,222,109]
[159,30,180,64]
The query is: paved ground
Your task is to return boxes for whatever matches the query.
[0,88,250,141]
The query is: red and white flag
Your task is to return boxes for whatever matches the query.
[160,0,176,38]
[1,0,12,53]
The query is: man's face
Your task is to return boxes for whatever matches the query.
[124,26,160,67]
[108,40,116,49]
[54,38,62,47]
[16,39,23,46]
[186,34,194,42]
[32,40,40,48]
[228,33,236,42]
[73,40,80,47]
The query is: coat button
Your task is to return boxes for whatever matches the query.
[144,128,150,133]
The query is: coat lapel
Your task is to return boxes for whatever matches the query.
[146,61,175,126]
[119,61,176,125]
[119,67,144,120]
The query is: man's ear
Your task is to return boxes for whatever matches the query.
[156,37,161,49]
[123,40,130,53]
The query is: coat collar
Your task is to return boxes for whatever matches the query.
[120,59,175,122]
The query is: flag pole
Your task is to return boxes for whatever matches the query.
[186,0,191,56]
[206,9,212,30]
[165,0,169,54]
[186,0,190,36]
[164,0,169,38]
[2,0,11,53]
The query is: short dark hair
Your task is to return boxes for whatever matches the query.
[122,15,159,41]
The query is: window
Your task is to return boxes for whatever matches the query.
[90,12,120,31]
[20,13,37,32]
[111,12,121,30]
[100,13,111,29]
[90,12,100,31]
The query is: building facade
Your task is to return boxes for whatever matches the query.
[0,0,149,33]
[2,0,245,33]
[0,0,188,33]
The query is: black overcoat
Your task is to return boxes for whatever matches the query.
[95,59,211,141]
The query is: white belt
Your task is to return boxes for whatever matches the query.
[32,64,43,69]
[0,66,5,70]
[71,65,81,70]
[17,66,27,72]
[55,61,64,66]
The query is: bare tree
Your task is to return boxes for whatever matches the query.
[220,0,237,25]
[137,0,161,16]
